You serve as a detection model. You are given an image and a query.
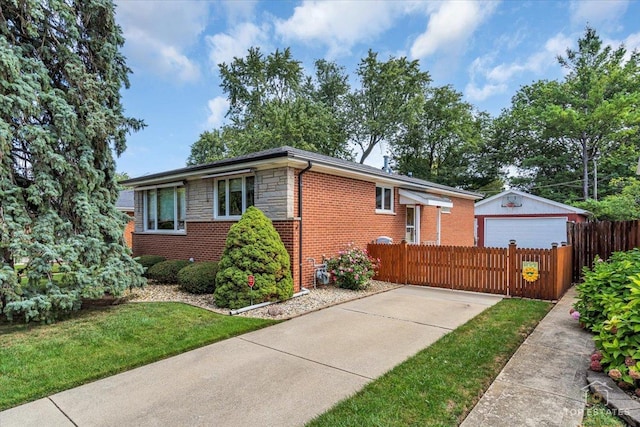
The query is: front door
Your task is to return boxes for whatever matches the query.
[406,206,418,243]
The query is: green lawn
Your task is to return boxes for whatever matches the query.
[582,393,627,427]
[0,302,277,410]
[307,298,551,427]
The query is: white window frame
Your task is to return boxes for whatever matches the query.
[375,185,394,214]
[142,185,186,233]
[214,175,255,219]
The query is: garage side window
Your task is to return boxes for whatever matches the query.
[376,185,393,212]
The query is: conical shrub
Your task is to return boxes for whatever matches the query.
[214,207,293,309]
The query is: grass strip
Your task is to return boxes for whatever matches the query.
[0,302,276,410]
[307,298,551,427]
[582,393,626,427]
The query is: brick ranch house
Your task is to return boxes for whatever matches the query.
[123,146,481,292]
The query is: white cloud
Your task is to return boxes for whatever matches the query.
[604,32,640,62]
[115,1,207,82]
[410,1,498,60]
[623,32,640,54]
[486,33,569,83]
[206,22,271,67]
[569,0,629,27]
[465,55,507,101]
[220,0,258,24]
[464,33,573,102]
[206,97,230,128]
[464,82,507,102]
[275,1,412,57]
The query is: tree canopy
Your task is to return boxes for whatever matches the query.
[188,48,501,190]
[0,0,145,322]
[188,29,640,203]
[496,27,640,203]
[347,50,431,164]
[390,85,502,190]
[573,177,640,221]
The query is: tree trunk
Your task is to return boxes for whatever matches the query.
[1,247,13,268]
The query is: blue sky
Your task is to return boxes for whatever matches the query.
[114,0,640,178]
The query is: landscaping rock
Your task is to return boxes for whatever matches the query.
[126,280,401,319]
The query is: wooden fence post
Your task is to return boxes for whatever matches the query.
[551,242,558,300]
[508,240,517,297]
[400,240,408,284]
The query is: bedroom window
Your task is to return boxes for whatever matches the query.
[376,185,393,212]
[215,175,254,218]
[144,186,186,232]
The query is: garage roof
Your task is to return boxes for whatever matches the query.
[475,189,589,216]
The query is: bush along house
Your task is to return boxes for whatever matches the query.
[123,146,482,292]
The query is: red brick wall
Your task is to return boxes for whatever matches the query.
[124,212,134,249]
[420,206,438,243]
[441,198,476,246]
[133,220,299,290]
[297,170,405,289]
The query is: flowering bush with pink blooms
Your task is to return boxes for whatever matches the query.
[326,244,379,290]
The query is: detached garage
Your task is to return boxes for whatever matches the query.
[475,190,589,248]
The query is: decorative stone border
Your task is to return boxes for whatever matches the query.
[586,370,640,427]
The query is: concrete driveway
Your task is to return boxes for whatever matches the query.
[1,286,502,427]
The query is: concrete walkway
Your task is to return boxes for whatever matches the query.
[0,286,501,427]
[461,287,594,427]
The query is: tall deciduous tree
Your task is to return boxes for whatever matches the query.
[391,85,502,189]
[302,59,352,159]
[189,47,353,163]
[497,28,640,202]
[348,50,431,163]
[187,129,230,166]
[573,177,640,220]
[0,0,145,322]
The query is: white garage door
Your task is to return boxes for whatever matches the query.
[484,217,568,249]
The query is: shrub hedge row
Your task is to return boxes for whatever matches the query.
[575,249,640,393]
[134,257,218,294]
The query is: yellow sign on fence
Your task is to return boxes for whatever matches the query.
[522,261,539,282]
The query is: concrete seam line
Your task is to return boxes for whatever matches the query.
[48,397,78,427]
[518,341,594,357]
[492,379,588,404]
[238,337,373,381]
[337,307,455,331]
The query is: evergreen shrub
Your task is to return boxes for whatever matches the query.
[178,262,219,294]
[214,207,293,309]
[135,255,167,272]
[146,260,190,284]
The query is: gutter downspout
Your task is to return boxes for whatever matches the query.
[298,161,313,292]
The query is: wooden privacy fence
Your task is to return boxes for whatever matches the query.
[568,220,640,281]
[368,241,573,300]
